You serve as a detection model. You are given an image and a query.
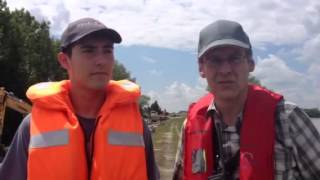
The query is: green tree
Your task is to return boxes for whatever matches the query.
[304,108,320,118]
[249,75,262,86]
[112,60,135,81]
[0,2,65,145]
[139,95,151,118]
[150,100,162,114]
[0,4,65,99]
[111,60,153,119]
[140,94,151,108]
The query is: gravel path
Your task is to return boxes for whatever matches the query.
[153,118,184,180]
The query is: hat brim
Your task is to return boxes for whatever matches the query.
[63,28,122,49]
[198,39,250,58]
[79,28,122,44]
[97,28,122,43]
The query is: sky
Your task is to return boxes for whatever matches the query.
[5,0,320,112]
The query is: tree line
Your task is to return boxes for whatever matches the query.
[0,0,148,145]
[303,108,320,118]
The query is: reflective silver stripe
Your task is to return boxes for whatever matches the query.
[108,129,145,147]
[192,149,207,173]
[30,129,69,148]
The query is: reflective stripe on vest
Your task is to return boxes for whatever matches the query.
[30,129,69,148]
[108,129,145,147]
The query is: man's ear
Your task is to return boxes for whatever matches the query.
[57,52,70,70]
[198,58,206,78]
[249,59,255,72]
[199,71,205,77]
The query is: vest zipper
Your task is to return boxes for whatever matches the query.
[77,118,91,180]
[88,116,100,180]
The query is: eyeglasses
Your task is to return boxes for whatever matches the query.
[203,53,246,67]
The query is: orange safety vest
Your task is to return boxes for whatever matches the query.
[26,80,147,180]
[183,84,283,180]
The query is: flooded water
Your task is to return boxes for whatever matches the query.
[311,118,320,131]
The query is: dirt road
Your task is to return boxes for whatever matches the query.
[152,117,184,180]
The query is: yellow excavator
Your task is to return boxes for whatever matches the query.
[0,87,31,157]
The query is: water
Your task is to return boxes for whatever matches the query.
[311,118,320,132]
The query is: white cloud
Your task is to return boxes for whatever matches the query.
[51,2,70,35]
[142,56,157,64]
[146,78,207,112]
[307,63,320,90]
[294,32,320,108]
[298,33,320,63]
[254,55,304,86]
[6,0,320,50]
[148,69,162,76]
[253,55,320,108]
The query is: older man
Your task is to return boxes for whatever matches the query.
[173,20,320,180]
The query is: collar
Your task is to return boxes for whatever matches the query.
[206,99,243,131]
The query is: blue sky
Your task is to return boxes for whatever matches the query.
[6,0,320,112]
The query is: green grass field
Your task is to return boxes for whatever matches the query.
[152,117,185,180]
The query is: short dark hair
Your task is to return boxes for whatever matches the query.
[61,44,74,57]
[245,48,254,63]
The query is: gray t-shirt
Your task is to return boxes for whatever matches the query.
[0,114,159,180]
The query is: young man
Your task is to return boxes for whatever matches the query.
[173,20,320,180]
[0,17,159,180]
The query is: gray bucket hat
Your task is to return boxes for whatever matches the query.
[60,17,122,50]
[198,20,251,58]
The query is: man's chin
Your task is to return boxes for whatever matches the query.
[89,81,109,91]
[214,90,238,100]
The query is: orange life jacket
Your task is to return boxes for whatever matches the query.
[183,84,283,180]
[26,80,147,180]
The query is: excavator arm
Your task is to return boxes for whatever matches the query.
[0,87,31,138]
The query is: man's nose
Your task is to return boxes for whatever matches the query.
[94,52,111,65]
[218,60,233,73]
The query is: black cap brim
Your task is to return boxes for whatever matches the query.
[99,28,122,43]
[61,27,122,50]
[69,28,122,45]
